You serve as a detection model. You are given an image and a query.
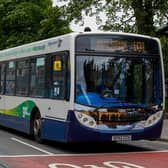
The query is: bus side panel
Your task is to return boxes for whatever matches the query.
[41,118,69,142]
[0,95,5,113]
[0,96,36,134]
[0,113,30,133]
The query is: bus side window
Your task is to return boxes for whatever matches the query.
[16,59,29,96]
[0,63,6,94]
[30,57,46,97]
[5,61,16,95]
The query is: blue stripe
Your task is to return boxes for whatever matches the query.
[0,113,30,133]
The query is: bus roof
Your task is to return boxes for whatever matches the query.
[0,31,159,61]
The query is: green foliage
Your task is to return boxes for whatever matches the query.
[0,0,71,49]
[39,6,71,39]
[60,0,168,35]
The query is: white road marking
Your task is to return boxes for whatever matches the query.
[11,137,54,155]
[0,150,168,158]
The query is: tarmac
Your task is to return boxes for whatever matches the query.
[161,119,168,141]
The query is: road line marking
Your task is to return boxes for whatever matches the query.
[0,150,168,158]
[11,137,54,155]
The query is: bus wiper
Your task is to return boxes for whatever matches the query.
[85,48,95,52]
[93,102,118,112]
[93,102,148,112]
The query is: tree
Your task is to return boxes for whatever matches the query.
[60,0,168,35]
[159,25,168,80]
[0,0,71,49]
[39,6,71,39]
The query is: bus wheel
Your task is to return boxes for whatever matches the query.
[32,112,42,143]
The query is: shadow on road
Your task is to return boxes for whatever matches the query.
[44,140,151,154]
[0,125,153,154]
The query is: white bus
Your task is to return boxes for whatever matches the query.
[0,31,165,142]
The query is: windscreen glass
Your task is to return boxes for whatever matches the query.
[75,55,162,108]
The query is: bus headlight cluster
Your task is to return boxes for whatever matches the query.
[75,112,97,128]
[144,111,162,128]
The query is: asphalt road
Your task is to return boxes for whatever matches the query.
[0,126,168,156]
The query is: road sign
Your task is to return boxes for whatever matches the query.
[0,151,168,168]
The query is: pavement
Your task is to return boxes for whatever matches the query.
[161,119,168,141]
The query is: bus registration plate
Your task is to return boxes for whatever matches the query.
[112,135,132,141]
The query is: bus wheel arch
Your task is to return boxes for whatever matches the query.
[30,107,43,143]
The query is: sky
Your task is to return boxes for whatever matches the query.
[52,0,101,32]
[70,16,100,32]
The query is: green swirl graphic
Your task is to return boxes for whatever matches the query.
[0,100,36,120]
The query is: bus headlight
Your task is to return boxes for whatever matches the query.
[144,111,162,128]
[75,112,97,128]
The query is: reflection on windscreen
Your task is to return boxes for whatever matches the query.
[75,55,162,108]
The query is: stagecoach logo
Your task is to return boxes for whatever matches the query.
[22,107,30,118]
[48,161,145,168]
[48,39,62,48]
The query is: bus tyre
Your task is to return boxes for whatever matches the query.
[33,112,43,143]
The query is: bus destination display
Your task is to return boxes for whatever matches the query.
[94,39,145,53]
[76,35,159,55]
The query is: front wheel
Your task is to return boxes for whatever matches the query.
[32,112,43,143]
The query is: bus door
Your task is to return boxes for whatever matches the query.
[46,52,70,119]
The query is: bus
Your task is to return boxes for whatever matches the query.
[0,31,165,143]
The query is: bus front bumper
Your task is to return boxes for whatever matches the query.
[67,110,163,142]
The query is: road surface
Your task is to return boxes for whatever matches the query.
[0,126,168,168]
